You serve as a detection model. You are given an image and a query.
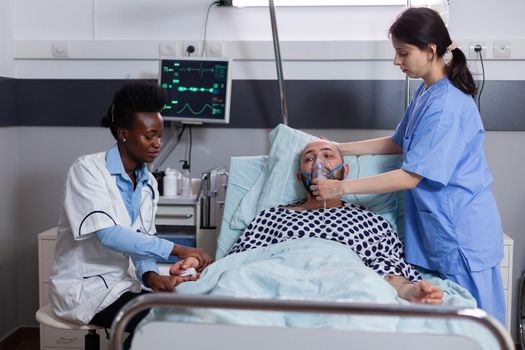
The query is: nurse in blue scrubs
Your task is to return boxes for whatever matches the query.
[312,7,505,324]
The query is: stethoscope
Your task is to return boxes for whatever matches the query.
[138,183,156,233]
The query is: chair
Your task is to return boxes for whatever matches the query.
[35,303,101,350]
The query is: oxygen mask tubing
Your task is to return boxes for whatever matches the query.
[312,158,328,209]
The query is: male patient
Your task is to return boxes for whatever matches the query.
[226,139,443,304]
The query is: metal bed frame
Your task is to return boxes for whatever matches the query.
[110,294,514,350]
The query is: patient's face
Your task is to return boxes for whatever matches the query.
[300,139,344,177]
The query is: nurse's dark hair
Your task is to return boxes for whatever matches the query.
[389,7,477,97]
[100,80,167,140]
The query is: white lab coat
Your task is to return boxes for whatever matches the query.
[49,151,159,325]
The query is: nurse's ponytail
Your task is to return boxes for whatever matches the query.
[447,47,477,97]
[100,80,167,140]
[389,7,477,97]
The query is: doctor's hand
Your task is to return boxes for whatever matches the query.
[143,272,196,292]
[311,178,345,201]
[171,245,213,272]
[169,257,200,276]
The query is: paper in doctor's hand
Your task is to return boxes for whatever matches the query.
[311,178,344,201]
[143,271,197,292]
[169,275,198,289]
[169,257,201,278]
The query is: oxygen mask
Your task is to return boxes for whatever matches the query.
[312,157,328,209]
[300,156,344,209]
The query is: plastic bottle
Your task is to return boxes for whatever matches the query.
[180,160,192,198]
[163,167,178,197]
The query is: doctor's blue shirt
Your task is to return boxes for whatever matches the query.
[392,77,503,274]
[96,144,173,284]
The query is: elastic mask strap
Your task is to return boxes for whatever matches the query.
[326,163,344,179]
[300,172,312,186]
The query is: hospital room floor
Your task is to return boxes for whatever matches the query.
[0,328,39,350]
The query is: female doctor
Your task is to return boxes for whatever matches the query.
[312,8,505,324]
[49,81,212,339]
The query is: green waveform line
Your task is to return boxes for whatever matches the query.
[177,86,214,93]
[176,103,213,115]
[180,66,215,77]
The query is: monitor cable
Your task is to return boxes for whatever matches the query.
[188,125,193,172]
[201,1,220,57]
[475,45,486,113]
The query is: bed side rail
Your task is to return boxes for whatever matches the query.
[109,294,514,350]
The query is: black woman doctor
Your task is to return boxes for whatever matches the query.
[312,8,505,324]
[49,81,212,343]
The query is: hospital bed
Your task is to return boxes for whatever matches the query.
[110,125,514,350]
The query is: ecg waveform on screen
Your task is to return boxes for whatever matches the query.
[177,86,215,93]
[176,103,214,116]
[179,65,216,77]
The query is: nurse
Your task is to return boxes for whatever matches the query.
[312,7,505,324]
[49,81,212,342]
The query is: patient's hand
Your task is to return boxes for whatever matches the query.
[399,280,443,304]
[170,275,197,289]
[172,246,213,271]
[143,272,196,292]
[169,257,201,276]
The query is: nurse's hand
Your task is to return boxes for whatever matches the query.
[311,178,345,200]
[169,257,200,276]
[171,245,213,272]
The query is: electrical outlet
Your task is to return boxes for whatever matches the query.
[182,41,201,57]
[159,41,178,57]
[493,41,511,59]
[52,41,69,58]
[469,41,487,59]
[206,41,223,57]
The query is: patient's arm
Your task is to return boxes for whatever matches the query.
[385,275,443,304]
[337,136,402,156]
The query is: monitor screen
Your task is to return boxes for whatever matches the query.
[159,58,232,124]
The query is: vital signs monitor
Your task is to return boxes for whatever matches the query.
[159,57,232,124]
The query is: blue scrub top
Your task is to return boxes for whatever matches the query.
[392,77,503,274]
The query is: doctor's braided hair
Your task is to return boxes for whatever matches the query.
[101,80,167,140]
[389,7,477,97]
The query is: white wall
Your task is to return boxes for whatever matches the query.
[0,128,19,340]
[4,0,525,343]
[0,0,17,342]
[0,0,14,77]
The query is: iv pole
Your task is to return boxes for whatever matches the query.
[268,0,289,126]
[404,0,411,110]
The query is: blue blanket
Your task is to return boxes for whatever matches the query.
[146,238,495,348]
